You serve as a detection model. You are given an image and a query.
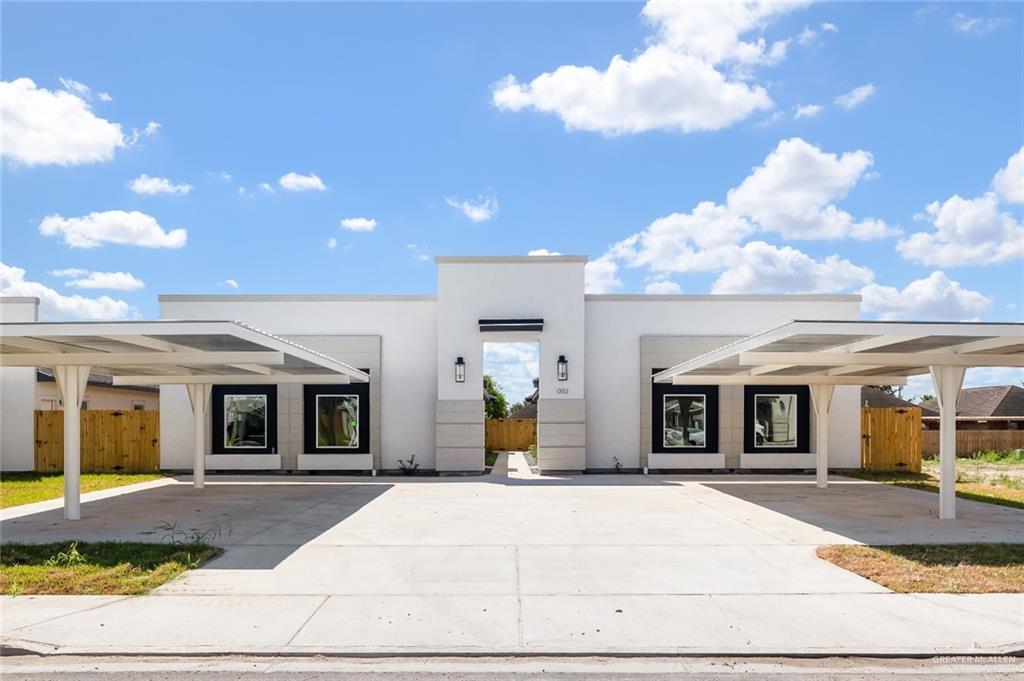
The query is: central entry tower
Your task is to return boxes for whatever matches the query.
[434,256,587,473]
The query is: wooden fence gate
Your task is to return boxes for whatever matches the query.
[35,410,161,473]
[860,407,921,472]
[485,418,536,451]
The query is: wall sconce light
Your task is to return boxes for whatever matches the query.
[454,356,466,383]
[557,355,568,381]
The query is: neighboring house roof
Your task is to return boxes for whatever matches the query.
[860,386,928,412]
[919,385,1024,419]
[509,402,537,419]
[36,369,160,394]
[509,378,539,419]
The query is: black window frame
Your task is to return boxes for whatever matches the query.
[652,370,718,454]
[304,381,370,455]
[743,385,810,454]
[211,385,277,455]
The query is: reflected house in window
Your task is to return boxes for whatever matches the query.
[317,394,359,448]
[663,395,705,448]
[225,394,268,449]
[754,394,797,448]
[304,383,370,455]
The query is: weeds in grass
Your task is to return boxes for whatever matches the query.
[43,542,86,568]
[158,519,232,546]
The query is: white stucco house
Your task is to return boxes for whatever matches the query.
[153,256,864,474]
[3,256,1021,522]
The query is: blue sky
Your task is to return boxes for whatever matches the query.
[2,1,1021,399]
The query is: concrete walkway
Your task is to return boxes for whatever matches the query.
[2,473,1023,655]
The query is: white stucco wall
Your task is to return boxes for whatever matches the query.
[158,296,437,470]
[436,257,586,401]
[584,295,863,470]
[0,297,40,471]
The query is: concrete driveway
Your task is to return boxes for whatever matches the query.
[3,454,1023,655]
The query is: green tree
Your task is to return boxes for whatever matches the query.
[483,374,509,420]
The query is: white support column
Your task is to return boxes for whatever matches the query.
[186,384,212,489]
[53,365,90,521]
[809,384,835,489]
[930,365,965,520]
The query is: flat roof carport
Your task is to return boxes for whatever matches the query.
[653,320,1024,520]
[0,320,369,520]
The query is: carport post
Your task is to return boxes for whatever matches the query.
[53,365,90,521]
[186,384,212,489]
[809,384,834,489]
[930,366,965,520]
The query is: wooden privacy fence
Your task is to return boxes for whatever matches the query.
[861,407,921,472]
[486,418,536,451]
[922,429,1024,458]
[35,410,160,473]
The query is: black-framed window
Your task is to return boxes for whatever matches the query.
[652,370,718,454]
[304,382,370,454]
[744,385,810,453]
[212,385,277,455]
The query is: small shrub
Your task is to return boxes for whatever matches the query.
[613,456,623,472]
[398,454,420,475]
[44,542,86,568]
[158,519,232,547]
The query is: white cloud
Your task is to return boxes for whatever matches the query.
[340,217,377,232]
[1,262,133,320]
[326,237,337,249]
[794,103,823,119]
[128,174,192,196]
[528,249,562,256]
[483,341,540,403]
[594,138,895,295]
[709,241,874,294]
[584,254,622,293]
[796,22,838,47]
[860,271,992,320]
[897,192,1023,266]
[258,182,274,194]
[950,13,1006,35]
[0,77,127,166]
[726,138,896,240]
[834,83,876,110]
[223,279,239,289]
[491,1,811,135]
[97,92,112,102]
[991,146,1023,204]
[58,76,94,99]
[644,280,682,294]
[125,121,161,146]
[207,170,232,182]
[445,194,499,222]
[39,210,187,249]
[279,172,326,192]
[50,269,145,291]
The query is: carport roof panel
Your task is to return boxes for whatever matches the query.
[653,320,1024,384]
[0,320,369,382]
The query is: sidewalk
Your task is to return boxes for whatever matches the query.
[3,591,1021,656]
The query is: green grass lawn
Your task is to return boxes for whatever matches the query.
[0,542,219,595]
[0,472,166,509]
[818,544,1024,593]
[841,449,1024,510]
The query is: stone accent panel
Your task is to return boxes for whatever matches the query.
[282,335,382,471]
[537,399,586,473]
[435,399,484,472]
[640,335,741,470]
